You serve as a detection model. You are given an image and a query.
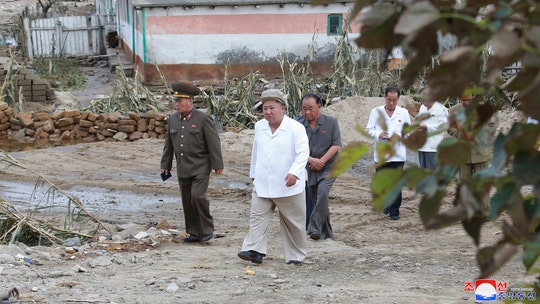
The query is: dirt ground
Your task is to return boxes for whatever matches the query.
[0,95,534,304]
[0,1,536,303]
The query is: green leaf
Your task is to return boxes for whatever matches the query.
[375,141,396,163]
[402,126,427,150]
[405,167,432,192]
[418,189,444,225]
[462,217,486,246]
[371,168,405,211]
[477,132,507,178]
[330,142,369,177]
[356,5,404,50]
[477,243,518,279]
[489,182,516,220]
[513,151,540,186]
[428,46,482,101]
[394,0,440,36]
[437,138,470,166]
[424,203,468,230]
[523,238,540,271]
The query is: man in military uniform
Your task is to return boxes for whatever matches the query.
[160,81,224,243]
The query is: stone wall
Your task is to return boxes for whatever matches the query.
[0,102,168,142]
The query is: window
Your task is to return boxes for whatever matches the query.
[327,14,342,36]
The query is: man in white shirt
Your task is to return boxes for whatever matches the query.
[366,87,411,220]
[417,88,448,168]
[238,89,309,266]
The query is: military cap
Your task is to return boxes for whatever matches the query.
[171,81,201,99]
[260,89,288,108]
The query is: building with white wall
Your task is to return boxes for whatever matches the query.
[116,0,357,84]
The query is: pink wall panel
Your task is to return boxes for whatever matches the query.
[146,14,331,35]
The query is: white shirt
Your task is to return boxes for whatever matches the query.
[418,102,448,152]
[250,115,309,198]
[366,105,411,163]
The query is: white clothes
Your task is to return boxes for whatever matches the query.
[250,115,309,198]
[528,117,538,124]
[366,105,411,163]
[241,190,307,262]
[418,102,448,152]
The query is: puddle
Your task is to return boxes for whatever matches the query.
[0,180,175,213]
[0,136,87,153]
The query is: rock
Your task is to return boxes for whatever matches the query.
[17,112,33,127]
[129,131,143,140]
[64,237,81,247]
[134,231,149,239]
[156,220,170,230]
[0,254,15,264]
[54,91,78,107]
[64,247,77,254]
[72,264,87,272]
[166,283,179,293]
[108,111,122,123]
[113,131,128,140]
[87,256,113,268]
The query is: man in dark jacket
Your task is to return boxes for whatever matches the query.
[160,81,224,243]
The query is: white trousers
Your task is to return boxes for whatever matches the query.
[242,190,308,263]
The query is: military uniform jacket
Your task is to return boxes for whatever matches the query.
[448,103,497,164]
[161,110,224,178]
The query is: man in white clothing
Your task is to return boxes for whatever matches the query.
[417,88,448,168]
[366,87,411,220]
[238,89,309,266]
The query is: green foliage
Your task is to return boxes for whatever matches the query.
[33,56,85,90]
[204,65,261,130]
[85,66,160,114]
[329,0,540,289]
[0,54,21,109]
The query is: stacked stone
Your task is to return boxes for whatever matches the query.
[0,66,54,103]
[0,102,169,142]
[0,102,16,132]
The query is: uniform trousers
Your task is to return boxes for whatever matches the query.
[459,161,488,180]
[242,190,307,263]
[178,174,214,238]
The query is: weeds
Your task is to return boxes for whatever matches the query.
[85,64,161,113]
[33,56,86,90]
[0,149,108,245]
[204,61,261,130]
[0,50,24,109]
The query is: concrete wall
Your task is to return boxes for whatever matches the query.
[117,1,357,83]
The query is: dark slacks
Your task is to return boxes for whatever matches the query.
[307,177,335,240]
[376,161,404,217]
[418,151,437,169]
[178,174,214,238]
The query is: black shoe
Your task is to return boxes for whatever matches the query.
[201,232,213,242]
[238,250,264,264]
[390,215,400,220]
[183,235,199,243]
[309,232,320,240]
[287,260,303,266]
[383,209,389,215]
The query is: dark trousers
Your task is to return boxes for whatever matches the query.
[376,162,404,217]
[179,174,214,238]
